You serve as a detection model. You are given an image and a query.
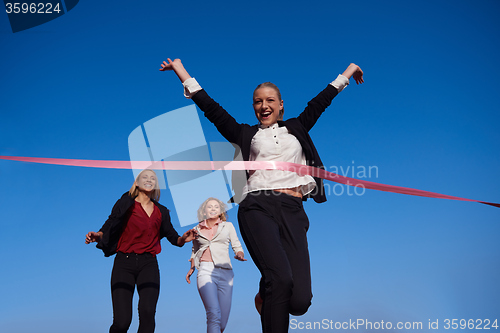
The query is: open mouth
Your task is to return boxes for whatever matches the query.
[261,111,272,118]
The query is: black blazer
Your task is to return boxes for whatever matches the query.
[96,192,181,257]
[192,84,340,203]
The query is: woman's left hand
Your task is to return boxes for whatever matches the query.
[234,251,247,261]
[342,63,364,85]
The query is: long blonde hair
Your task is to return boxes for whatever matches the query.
[128,169,161,202]
[197,197,228,222]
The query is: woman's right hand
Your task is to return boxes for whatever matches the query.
[85,231,102,244]
[159,58,182,72]
[186,267,195,284]
[159,58,192,83]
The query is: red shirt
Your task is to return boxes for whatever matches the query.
[117,201,162,256]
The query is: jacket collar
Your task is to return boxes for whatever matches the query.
[196,219,225,240]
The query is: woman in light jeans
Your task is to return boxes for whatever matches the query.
[186,197,246,333]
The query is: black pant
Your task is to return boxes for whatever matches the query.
[110,252,160,333]
[238,191,312,333]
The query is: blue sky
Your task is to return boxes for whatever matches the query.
[1,1,499,332]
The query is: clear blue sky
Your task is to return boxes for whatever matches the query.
[1,1,499,332]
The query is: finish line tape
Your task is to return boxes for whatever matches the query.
[1,155,498,208]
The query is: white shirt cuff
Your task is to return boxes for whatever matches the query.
[329,74,349,92]
[182,77,202,99]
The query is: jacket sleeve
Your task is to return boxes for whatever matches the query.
[96,192,134,257]
[227,222,244,255]
[296,84,339,132]
[192,89,245,144]
[189,226,198,259]
[190,243,196,260]
[157,203,182,247]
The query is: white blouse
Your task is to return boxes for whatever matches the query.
[182,75,350,196]
[242,124,316,196]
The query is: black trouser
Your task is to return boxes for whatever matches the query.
[238,191,312,333]
[110,252,160,333]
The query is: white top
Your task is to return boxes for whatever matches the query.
[190,221,244,270]
[242,123,316,195]
[182,75,350,195]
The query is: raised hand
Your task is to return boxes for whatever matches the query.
[159,58,181,71]
[352,65,364,85]
[159,58,192,83]
[342,63,364,85]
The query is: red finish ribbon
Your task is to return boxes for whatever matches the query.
[1,155,498,208]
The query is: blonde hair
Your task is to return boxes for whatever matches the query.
[197,197,228,222]
[129,169,161,202]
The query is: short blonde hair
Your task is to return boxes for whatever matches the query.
[129,169,161,202]
[197,197,228,222]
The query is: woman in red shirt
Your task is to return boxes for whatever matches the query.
[85,169,196,333]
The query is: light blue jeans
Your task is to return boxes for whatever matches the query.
[197,262,234,333]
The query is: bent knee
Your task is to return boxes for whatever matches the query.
[289,297,312,316]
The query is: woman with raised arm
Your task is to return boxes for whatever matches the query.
[85,169,196,333]
[161,59,363,333]
[186,197,246,333]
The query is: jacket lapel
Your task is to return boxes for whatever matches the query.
[212,222,225,240]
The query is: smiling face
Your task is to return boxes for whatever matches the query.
[204,199,221,220]
[135,170,157,193]
[253,86,283,127]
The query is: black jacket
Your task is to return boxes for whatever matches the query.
[96,192,181,257]
[192,84,340,203]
